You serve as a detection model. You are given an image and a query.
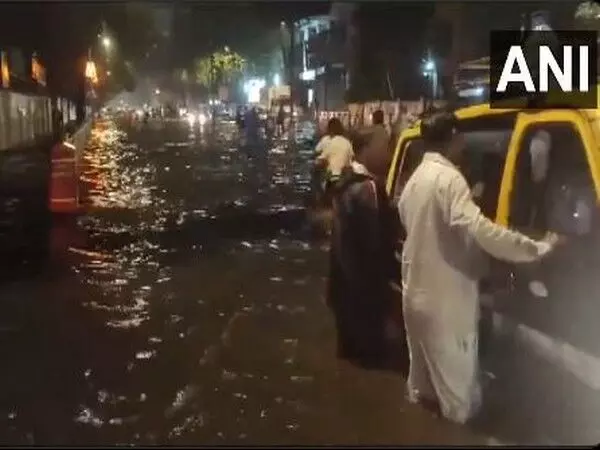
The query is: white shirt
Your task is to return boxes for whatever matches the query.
[398,152,552,330]
[315,135,354,176]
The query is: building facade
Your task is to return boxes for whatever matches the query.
[292,3,358,111]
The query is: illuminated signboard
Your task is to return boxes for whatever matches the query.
[85,60,98,84]
[32,54,47,86]
[0,51,9,88]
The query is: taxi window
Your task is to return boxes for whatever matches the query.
[460,129,512,219]
[391,139,424,203]
[510,123,596,235]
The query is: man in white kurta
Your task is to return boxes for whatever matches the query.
[398,111,556,424]
[315,118,354,182]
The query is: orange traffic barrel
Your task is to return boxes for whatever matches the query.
[49,140,80,214]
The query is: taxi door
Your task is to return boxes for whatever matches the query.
[489,109,600,360]
[384,128,426,251]
[386,128,423,199]
[385,129,425,346]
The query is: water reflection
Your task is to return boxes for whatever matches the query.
[0,117,597,445]
[0,117,336,445]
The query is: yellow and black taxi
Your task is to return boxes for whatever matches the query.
[386,94,600,373]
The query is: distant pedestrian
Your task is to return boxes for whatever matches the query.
[354,110,393,185]
[314,118,354,206]
[52,107,64,140]
[276,104,286,136]
[244,107,261,149]
[236,106,245,131]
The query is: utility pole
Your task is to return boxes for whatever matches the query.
[208,37,217,131]
[210,51,216,131]
[323,64,328,111]
[288,21,295,126]
[422,48,437,110]
[280,20,296,128]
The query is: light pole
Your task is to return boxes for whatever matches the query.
[422,53,438,109]
[280,20,295,127]
[210,50,216,131]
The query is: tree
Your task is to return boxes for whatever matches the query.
[242,28,284,79]
[575,1,600,30]
[194,47,246,90]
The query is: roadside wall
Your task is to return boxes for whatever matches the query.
[0,90,54,151]
[317,99,447,135]
[0,89,94,259]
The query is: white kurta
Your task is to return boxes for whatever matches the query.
[315,135,354,177]
[398,152,552,424]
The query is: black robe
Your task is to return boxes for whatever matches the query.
[327,168,400,367]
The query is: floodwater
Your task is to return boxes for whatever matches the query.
[0,117,596,445]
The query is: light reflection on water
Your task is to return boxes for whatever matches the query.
[0,117,331,445]
[1,118,596,445]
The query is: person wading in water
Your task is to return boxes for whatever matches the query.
[354,109,394,185]
[326,160,400,369]
[311,118,354,233]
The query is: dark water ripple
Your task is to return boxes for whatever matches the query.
[0,117,520,446]
[0,118,336,445]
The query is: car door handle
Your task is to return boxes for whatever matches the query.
[528,279,549,298]
[483,265,516,295]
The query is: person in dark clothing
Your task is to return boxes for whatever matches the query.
[52,106,63,139]
[327,160,400,368]
[245,107,259,134]
[354,110,394,185]
[236,106,245,131]
[276,104,286,136]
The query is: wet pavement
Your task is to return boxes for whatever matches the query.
[0,116,596,445]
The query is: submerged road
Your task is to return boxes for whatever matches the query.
[0,116,597,445]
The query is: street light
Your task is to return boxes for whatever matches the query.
[155,88,161,95]
[244,78,266,103]
[422,57,438,102]
[102,36,111,49]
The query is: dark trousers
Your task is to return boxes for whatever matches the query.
[329,281,389,368]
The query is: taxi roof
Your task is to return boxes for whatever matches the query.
[404,104,518,135]
[406,87,600,135]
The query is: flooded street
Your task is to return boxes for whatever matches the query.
[0,117,488,445]
[0,117,595,445]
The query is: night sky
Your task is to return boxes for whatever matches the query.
[0,1,582,100]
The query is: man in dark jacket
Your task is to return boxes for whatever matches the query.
[327,161,400,368]
[354,110,394,185]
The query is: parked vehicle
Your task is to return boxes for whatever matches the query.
[387,92,600,382]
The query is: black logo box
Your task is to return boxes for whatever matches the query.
[489,30,598,109]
